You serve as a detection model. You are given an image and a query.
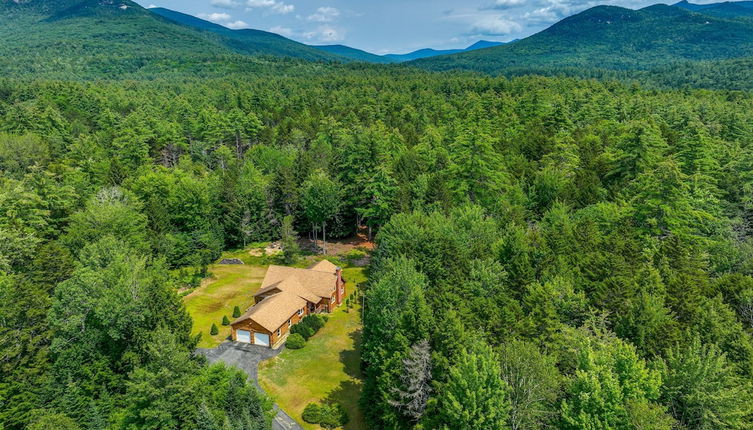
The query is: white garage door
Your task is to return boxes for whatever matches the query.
[236,330,251,343]
[254,332,270,346]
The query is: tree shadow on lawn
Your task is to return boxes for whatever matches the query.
[319,327,365,429]
[341,328,363,380]
[323,379,364,430]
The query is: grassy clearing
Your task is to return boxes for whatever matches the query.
[259,267,367,430]
[184,263,267,348]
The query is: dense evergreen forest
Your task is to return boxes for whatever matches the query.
[2,67,753,429]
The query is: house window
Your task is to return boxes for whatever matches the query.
[298,308,304,316]
[288,319,292,327]
[277,328,281,336]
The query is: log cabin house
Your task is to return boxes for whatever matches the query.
[230,260,345,348]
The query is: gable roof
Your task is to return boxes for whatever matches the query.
[232,291,306,332]
[256,265,337,299]
[265,276,321,303]
[308,259,339,273]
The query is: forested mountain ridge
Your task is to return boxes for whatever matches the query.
[149,7,347,62]
[0,0,344,78]
[312,44,398,63]
[412,3,753,73]
[674,0,753,18]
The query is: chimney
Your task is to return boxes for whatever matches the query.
[335,266,343,305]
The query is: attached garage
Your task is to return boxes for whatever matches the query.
[236,330,251,343]
[254,332,270,347]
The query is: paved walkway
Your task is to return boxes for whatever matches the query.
[196,342,304,430]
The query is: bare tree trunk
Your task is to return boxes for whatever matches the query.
[322,222,327,255]
[368,225,372,241]
[235,132,242,159]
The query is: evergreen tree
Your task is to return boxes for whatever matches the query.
[662,338,753,430]
[280,215,300,265]
[432,342,511,430]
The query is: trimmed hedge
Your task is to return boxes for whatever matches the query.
[210,323,219,335]
[232,305,241,318]
[221,315,230,326]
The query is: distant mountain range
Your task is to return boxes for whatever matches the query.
[148,7,343,62]
[3,0,753,81]
[312,40,508,63]
[674,0,753,17]
[412,2,753,73]
[152,7,508,64]
[0,0,344,78]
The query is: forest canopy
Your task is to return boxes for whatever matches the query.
[1,64,753,429]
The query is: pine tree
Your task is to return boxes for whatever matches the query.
[432,342,511,430]
[210,324,219,336]
[281,215,300,265]
[222,315,230,326]
[232,306,241,319]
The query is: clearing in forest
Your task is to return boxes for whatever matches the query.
[184,262,267,348]
[259,267,367,430]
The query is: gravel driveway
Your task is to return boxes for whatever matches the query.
[197,342,303,430]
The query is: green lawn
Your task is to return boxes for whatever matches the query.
[259,267,367,430]
[184,263,267,348]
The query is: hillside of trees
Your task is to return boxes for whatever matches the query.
[412,4,753,78]
[1,67,753,428]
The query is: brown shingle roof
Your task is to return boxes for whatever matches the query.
[256,265,337,299]
[235,263,340,332]
[307,259,339,273]
[232,291,305,332]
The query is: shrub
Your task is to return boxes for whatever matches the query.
[221,315,230,326]
[291,314,328,340]
[302,403,322,424]
[210,323,219,335]
[302,403,348,429]
[307,314,326,331]
[232,305,241,318]
[291,323,315,340]
[344,248,367,264]
[286,333,306,349]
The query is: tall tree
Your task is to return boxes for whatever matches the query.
[389,339,432,423]
[432,342,511,430]
[300,170,341,254]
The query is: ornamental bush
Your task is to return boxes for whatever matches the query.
[286,333,306,349]
[291,323,315,340]
[210,323,219,336]
[232,305,241,318]
[221,315,230,326]
[302,403,322,424]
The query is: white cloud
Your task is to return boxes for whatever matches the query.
[197,12,233,22]
[246,0,294,14]
[303,26,344,42]
[307,6,340,23]
[269,25,295,37]
[470,15,522,35]
[147,4,157,8]
[211,0,241,9]
[226,20,250,29]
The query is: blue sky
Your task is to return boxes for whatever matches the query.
[135,0,716,54]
